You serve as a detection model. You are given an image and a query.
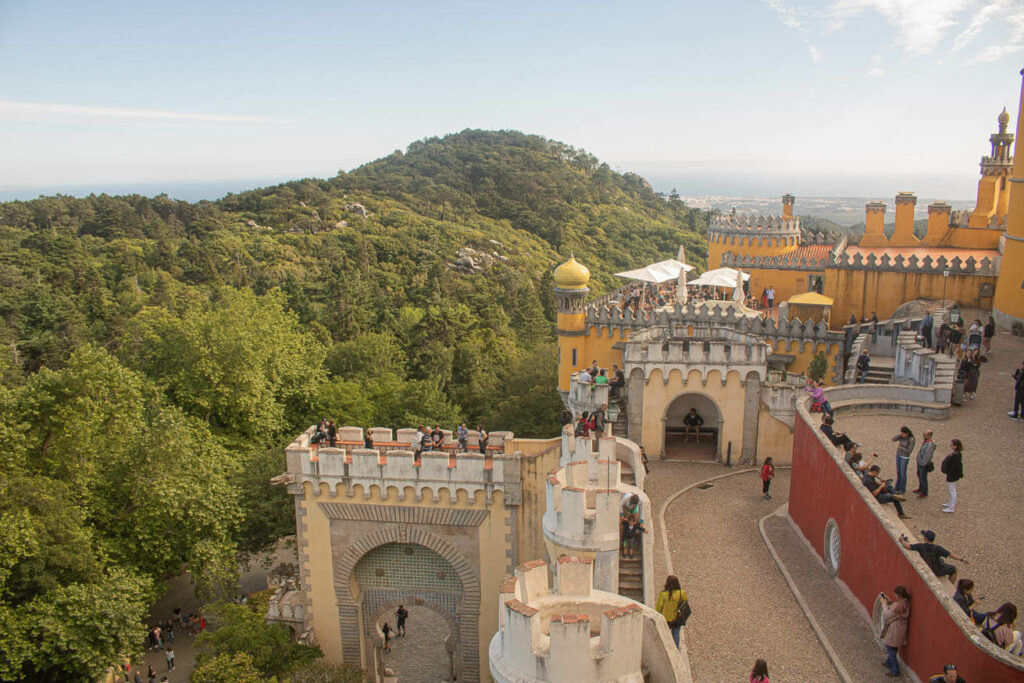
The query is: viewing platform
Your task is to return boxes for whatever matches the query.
[281,425,520,503]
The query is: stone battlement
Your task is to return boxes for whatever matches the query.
[623,327,769,384]
[831,252,997,275]
[283,426,520,503]
[584,301,841,345]
[490,558,647,683]
[709,211,801,236]
[544,458,623,554]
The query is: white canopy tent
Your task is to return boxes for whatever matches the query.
[687,267,751,289]
[614,258,695,284]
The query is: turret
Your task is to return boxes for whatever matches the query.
[923,202,952,246]
[890,192,919,246]
[970,106,1016,227]
[782,193,795,219]
[554,255,591,391]
[490,558,664,683]
[860,201,888,248]
[993,70,1024,328]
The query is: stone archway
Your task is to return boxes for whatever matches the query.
[661,391,723,461]
[371,597,457,682]
[333,526,481,682]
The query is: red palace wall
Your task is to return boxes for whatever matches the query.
[789,405,1024,681]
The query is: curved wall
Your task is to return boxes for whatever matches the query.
[788,400,1024,681]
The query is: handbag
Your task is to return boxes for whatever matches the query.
[925,461,935,472]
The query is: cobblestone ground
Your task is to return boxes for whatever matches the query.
[383,606,453,682]
[840,328,1024,612]
[649,463,842,682]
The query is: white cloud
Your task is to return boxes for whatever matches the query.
[0,101,297,125]
[830,0,972,56]
[961,2,1024,63]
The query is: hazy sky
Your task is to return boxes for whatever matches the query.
[1,0,1022,200]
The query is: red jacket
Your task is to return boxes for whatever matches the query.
[760,463,774,481]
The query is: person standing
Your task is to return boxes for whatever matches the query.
[395,605,408,637]
[913,430,936,498]
[381,622,393,653]
[983,315,996,353]
[766,285,775,313]
[750,659,770,683]
[457,422,469,451]
[476,425,489,454]
[760,457,775,501]
[655,575,688,648]
[1009,360,1024,420]
[940,439,964,513]
[891,427,915,495]
[880,586,910,677]
[920,311,934,349]
[165,648,175,671]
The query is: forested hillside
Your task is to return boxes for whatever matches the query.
[0,129,708,681]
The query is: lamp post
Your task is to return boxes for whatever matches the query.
[942,264,951,309]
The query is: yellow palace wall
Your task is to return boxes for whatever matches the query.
[824,269,996,326]
[558,324,629,391]
[298,482,512,683]
[768,339,842,384]
[639,368,747,459]
[740,266,824,307]
[514,439,563,565]
[756,407,794,466]
[708,233,798,271]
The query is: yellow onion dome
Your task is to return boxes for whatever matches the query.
[553,255,591,289]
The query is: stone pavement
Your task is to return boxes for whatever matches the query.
[839,327,1024,613]
[382,605,453,682]
[761,508,907,682]
[650,464,843,681]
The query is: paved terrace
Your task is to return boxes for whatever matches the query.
[839,327,1024,613]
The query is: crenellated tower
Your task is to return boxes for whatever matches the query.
[707,195,802,270]
[969,107,1015,228]
[993,70,1024,328]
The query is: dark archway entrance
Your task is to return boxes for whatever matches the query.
[663,392,722,461]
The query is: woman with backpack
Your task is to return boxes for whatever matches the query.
[655,575,688,648]
[981,603,1023,655]
[760,457,775,500]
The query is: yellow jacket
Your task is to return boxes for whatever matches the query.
[655,588,687,623]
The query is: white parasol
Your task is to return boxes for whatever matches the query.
[732,268,745,302]
[687,267,751,288]
[614,258,695,284]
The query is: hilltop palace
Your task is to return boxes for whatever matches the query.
[270,72,1024,682]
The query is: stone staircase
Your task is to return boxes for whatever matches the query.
[618,553,644,602]
[859,358,895,384]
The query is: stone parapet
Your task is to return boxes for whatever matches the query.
[567,374,611,418]
[585,301,841,347]
[284,427,515,503]
[721,251,828,272]
[709,211,801,236]
[892,331,956,404]
[622,327,768,384]
[830,252,998,275]
[489,558,687,683]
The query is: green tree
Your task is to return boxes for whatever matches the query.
[288,660,365,683]
[808,351,829,383]
[191,652,263,683]
[195,602,321,679]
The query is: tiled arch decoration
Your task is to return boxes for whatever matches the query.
[333,525,482,682]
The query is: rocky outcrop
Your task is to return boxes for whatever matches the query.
[449,246,508,274]
[343,202,369,218]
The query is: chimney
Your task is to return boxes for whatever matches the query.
[860,202,887,247]
[891,192,919,246]
[924,202,951,246]
[782,194,795,219]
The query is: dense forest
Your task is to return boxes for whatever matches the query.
[0,129,708,681]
